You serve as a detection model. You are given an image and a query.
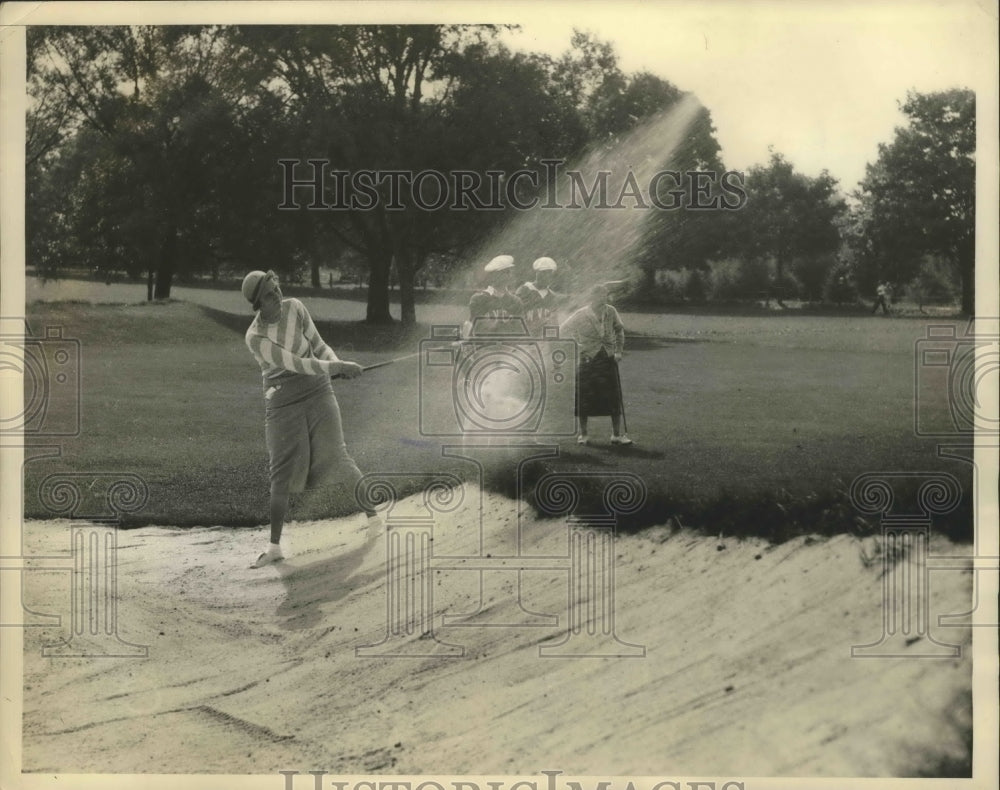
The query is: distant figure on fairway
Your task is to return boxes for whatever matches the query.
[465,254,525,337]
[241,269,379,569]
[516,256,564,336]
[872,282,891,315]
[560,282,633,446]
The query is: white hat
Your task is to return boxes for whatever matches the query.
[532,257,557,272]
[241,270,268,305]
[484,254,515,272]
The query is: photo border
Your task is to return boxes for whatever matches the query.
[2,2,997,789]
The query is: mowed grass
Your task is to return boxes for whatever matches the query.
[20,298,973,541]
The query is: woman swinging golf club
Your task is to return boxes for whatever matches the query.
[242,269,379,568]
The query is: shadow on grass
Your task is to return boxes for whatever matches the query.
[195,303,430,353]
[503,456,975,545]
[604,445,667,460]
[550,444,667,461]
[624,332,707,350]
[621,298,966,320]
[195,302,702,354]
[99,447,973,547]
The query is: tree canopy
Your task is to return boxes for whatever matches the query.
[852,89,975,314]
[26,27,976,316]
[30,24,715,320]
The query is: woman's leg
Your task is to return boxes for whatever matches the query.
[309,391,378,517]
[251,483,288,567]
[255,408,299,566]
[270,488,289,544]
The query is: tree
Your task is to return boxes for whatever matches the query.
[27,26,277,299]
[27,24,731,321]
[431,42,589,277]
[853,89,975,314]
[240,25,504,323]
[726,150,845,302]
[242,25,599,325]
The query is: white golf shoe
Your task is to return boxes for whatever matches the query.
[250,545,284,568]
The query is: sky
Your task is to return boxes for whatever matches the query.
[1,0,996,197]
[496,1,996,193]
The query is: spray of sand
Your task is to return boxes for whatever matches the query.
[436,95,703,432]
[458,93,704,305]
[403,95,704,444]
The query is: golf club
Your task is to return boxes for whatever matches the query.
[615,355,628,435]
[331,351,422,379]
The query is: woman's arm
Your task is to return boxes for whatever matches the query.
[296,300,340,362]
[246,333,342,376]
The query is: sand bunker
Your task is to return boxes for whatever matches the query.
[20,485,973,776]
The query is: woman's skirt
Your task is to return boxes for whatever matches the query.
[576,348,622,418]
[264,374,363,495]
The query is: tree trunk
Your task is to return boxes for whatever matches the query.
[773,252,788,309]
[146,269,155,302]
[365,251,395,324]
[642,265,657,299]
[398,251,417,326]
[307,219,321,288]
[959,239,974,316]
[153,225,177,300]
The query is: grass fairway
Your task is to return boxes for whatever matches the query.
[22,297,972,541]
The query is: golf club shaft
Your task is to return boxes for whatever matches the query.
[331,351,421,379]
[615,357,628,434]
[362,352,421,372]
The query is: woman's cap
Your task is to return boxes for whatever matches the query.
[241,270,269,305]
[484,254,515,272]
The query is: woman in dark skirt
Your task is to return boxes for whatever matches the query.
[560,283,633,446]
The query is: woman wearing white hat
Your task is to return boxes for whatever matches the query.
[241,269,379,568]
[516,256,564,336]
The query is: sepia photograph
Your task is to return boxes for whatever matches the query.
[1,1,997,788]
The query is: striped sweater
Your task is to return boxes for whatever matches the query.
[245,298,341,386]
